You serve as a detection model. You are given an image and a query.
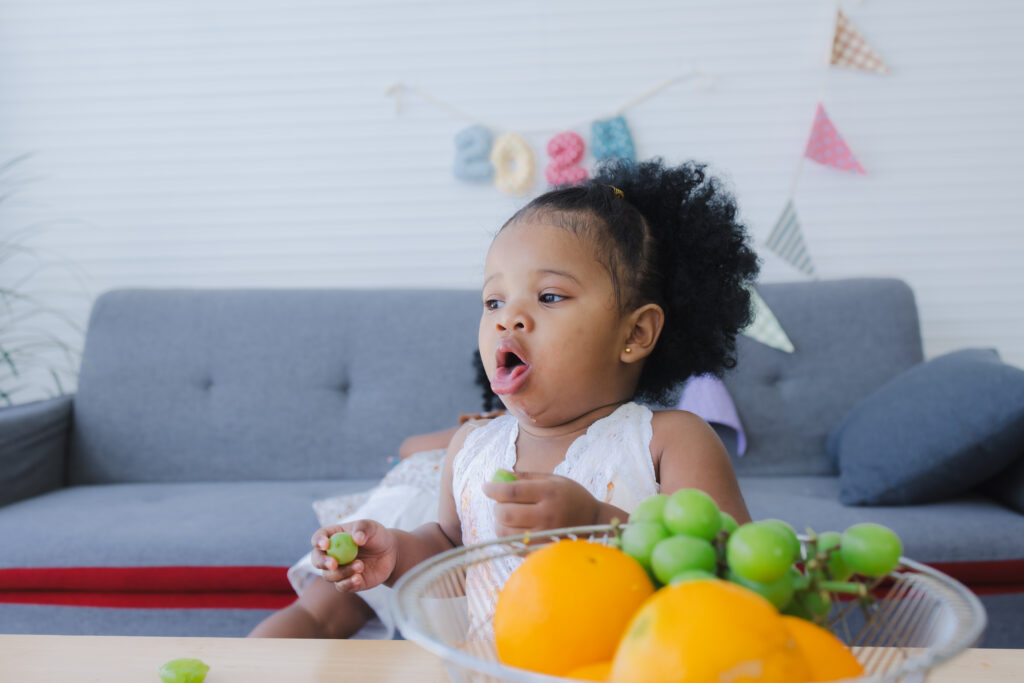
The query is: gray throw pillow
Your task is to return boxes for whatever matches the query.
[828,349,1024,505]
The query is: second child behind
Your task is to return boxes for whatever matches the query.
[313,157,760,599]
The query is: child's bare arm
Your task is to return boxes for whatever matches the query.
[652,410,751,524]
[313,422,473,589]
[377,421,471,583]
[398,426,460,459]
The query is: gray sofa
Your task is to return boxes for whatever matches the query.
[1,278,1022,646]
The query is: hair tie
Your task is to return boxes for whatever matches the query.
[609,185,625,200]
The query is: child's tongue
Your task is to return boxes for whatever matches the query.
[491,362,530,395]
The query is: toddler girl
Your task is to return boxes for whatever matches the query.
[312,157,760,620]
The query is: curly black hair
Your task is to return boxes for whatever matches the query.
[502,157,760,405]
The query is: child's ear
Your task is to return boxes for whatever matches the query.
[621,303,664,364]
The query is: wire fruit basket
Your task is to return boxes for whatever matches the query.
[391,525,986,683]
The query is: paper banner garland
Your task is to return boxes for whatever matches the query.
[453,125,494,182]
[545,132,589,186]
[765,200,816,278]
[742,287,795,353]
[832,11,890,75]
[804,103,866,175]
[489,132,536,196]
[591,116,637,162]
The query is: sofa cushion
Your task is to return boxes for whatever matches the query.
[828,349,1024,505]
[69,289,484,484]
[740,475,1024,566]
[0,479,379,569]
[723,279,923,476]
[0,479,378,608]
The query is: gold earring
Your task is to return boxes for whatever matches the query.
[625,347,632,354]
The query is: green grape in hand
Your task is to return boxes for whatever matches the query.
[719,511,739,534]
[841,523,902,577]
[492,469,517,483]
[662,489,721,541]
[650,535,717,585]
[326,532,359,566]
[726,521,793,583]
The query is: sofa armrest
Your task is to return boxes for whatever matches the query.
[0,395,73,507]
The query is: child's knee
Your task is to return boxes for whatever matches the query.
[298,577,374,638]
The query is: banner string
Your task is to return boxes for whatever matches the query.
[787,0,842,201]
[384,66,714,135]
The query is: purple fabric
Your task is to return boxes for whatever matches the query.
[677,374,747,456]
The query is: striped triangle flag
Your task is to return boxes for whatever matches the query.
[805,103,866,174]
[765,200,816,278]
[742,287,795,353]
[832,11,890,75]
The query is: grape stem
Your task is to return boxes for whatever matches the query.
[817,580,869,597]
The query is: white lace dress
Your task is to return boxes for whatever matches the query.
[286,447,446,640]
[451,402,661,639]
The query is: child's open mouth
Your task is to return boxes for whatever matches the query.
[491,344,531,395]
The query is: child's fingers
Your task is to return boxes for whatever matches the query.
[493,502,539,531]
[322,562,363,584]
[310,520,375,551]
[310,524,350,551]
[342,520,380,547]
[332,572,366,593]
[482,479,544,504]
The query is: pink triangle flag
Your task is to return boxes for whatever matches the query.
[832,11,890,75]
[804,103,866,175]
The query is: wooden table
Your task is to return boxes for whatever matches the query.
[0,635,1021,682]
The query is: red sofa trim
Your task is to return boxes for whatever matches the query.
[0,591,292,609]
[0,559,1021,609]
[0,566,293,609]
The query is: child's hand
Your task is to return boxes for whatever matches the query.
[311,520,397,592]
[482,473,601,537]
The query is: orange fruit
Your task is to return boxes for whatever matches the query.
[566,660,612,681]
[610,579,811,683]
[780,615,864,681]
[493,539,654,676]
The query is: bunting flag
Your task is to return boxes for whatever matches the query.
[804,103,866,175]
[832,11,890,75]
[765,200,816,278]
[742,287,795,353]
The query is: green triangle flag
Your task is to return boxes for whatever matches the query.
[765,200,816,278]
[742,288,795,353]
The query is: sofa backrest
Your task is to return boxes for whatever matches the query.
[69,289,484,484]
[68,278,923,484]
[723,278,923,476]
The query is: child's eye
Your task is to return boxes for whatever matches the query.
[484,298,504,311]
[539,293,566,304]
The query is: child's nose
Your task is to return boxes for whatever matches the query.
[497,302,531,332]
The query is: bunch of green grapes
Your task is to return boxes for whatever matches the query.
[620,489,903,623]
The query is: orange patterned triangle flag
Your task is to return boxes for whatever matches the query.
[832,11,890,74]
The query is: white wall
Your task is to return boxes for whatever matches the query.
[2,0,1022,401]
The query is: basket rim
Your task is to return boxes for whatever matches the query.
[390,524,987,683]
